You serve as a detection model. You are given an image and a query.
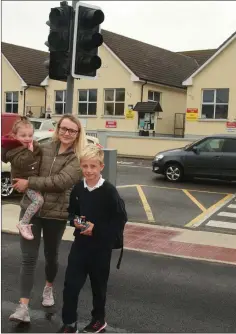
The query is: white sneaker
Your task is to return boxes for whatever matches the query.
[9,303,30,323]
[42,286,55,307]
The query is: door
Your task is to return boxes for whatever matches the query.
[220,138,236,179]
[184,137,225,177]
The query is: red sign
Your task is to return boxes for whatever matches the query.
[105,121,117,128]
[186,108,198,113]
[226,121,236,132]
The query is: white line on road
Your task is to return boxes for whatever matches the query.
[118,164,152,169]
[218,212,236,218]
[228,204,236,209]
[206,220,236,230]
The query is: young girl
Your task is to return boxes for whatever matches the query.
[1,116,43,240]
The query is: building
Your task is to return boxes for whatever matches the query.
[182,31,236,136]
[2,30,198,136]
[1,42,48,117]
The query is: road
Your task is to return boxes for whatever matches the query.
[2,158,236,233]
[2,233,236,333]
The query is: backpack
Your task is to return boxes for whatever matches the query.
[113,195,128,269]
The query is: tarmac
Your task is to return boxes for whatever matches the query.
[2,203,236,266]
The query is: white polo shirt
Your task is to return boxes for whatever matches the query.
[83,176,105,192]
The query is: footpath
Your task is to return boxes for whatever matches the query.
[2,203,236,266]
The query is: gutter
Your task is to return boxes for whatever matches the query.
[23,86,30,116]
[141,80,147,102]
[42,87,47,113]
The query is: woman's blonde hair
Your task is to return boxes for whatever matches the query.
[52,115,88,158]
[80,144,104,164]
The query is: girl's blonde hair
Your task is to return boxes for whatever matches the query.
[52,115,88,159]
[11,116,33,136]
[80,144,104,164]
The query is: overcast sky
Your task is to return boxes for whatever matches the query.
[2,1,236,53]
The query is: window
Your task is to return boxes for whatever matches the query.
[201,89,229,119]
[222,139,236,153]
[78,89,97,115]
[148,90,161,102]
[104,88,125,116]
[55,90,66,114]
[5,92,18,113]
[196,138,225,152]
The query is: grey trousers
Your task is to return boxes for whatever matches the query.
[19,211,66,299]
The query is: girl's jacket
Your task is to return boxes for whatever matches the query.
[1,135,41,179]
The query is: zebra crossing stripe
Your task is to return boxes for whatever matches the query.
[228,204,236,209]
[206,220,236,230]
[218,212,236,218]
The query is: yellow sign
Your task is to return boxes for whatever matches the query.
[125,109,135,120]
[186,108,198,121]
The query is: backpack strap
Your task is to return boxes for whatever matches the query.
[116,246,124,269]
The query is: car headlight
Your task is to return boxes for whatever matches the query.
[155,154,164,161]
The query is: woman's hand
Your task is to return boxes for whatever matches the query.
[12,178,29,192]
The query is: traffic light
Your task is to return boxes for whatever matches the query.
[72,2,105,79]
[44,1,74,81]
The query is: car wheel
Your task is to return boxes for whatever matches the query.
[1,172,14,197]
[164,163,183,182]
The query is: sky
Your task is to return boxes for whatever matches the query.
[1,1,236,53]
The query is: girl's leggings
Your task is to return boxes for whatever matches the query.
[20,189,44,225]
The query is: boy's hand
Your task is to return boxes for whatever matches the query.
[74,219,94,237]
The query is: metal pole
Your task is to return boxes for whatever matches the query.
[65,0,79,114]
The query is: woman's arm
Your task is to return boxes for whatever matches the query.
[28,155,81,193]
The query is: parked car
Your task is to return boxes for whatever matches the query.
[1,131,101,197]
[29,118,56,131]
[152,135,236,182]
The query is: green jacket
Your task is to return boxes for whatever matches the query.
[20,141,81,221]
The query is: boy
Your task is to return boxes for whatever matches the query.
[58,144,126,333]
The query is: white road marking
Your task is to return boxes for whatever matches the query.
[206,220,236,230]
[228,204,236,209]
[217,212,236,218]
[118,164,152,169]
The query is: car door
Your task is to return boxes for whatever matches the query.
[220,138,236,180]
[184,138,224,177]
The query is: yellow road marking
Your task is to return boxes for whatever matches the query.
[138,184,231,195]
[185,194,234,228]
[136,185,155,223]
[182,189,207,212]
[117,185,137,188]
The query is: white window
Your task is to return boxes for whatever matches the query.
[148,90,161,102]
[78,89,97,115]
[104,88,125,116]
[201,89,229,119]
[5,92,18,113]
[55,90,66,115]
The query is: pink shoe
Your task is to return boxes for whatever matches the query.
[17,222,34,240]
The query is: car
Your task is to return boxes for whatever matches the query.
[1,131,101,197]
[29,118,56,131]
[152,135,236,182]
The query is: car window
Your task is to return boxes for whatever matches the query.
[30,121,42,130]
[222,139,236,153]
[196,138,225,152]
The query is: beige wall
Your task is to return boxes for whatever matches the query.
[185,39,236,136]
[25,87,45,117]
[107,135,194,157]
[2,55,24,114]
[45,45,187,135]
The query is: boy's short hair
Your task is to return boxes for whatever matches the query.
[80,144,104,164]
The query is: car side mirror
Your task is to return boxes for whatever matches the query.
[192,146,199,154]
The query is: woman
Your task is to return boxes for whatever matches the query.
[9,115,87,323]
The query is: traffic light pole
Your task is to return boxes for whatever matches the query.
[65,0,79,114]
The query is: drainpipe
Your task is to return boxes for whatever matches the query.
[23,86,30,116]
[43,87,47,115]
[141,80,147,102]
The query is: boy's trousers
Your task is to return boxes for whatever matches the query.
[62,238,112,325]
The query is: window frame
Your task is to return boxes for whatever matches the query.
[104,88,125,116]
[54,90,66,115]
[147,90,161,102]
[78,89,97,116]
[201,89,229,119]
[5,91,19,113]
